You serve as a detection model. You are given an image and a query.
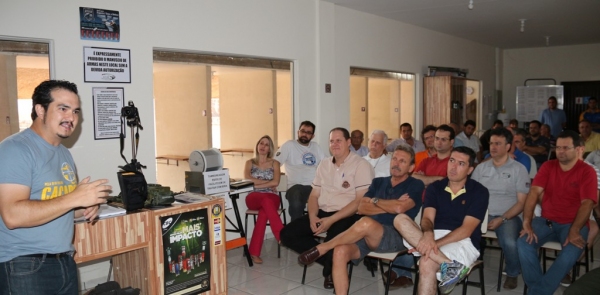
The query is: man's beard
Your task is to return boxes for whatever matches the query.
[298,136,310,144]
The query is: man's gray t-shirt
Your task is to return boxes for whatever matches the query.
[0,129,78,262]
[471,157,530,216]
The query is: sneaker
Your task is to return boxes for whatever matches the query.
[438,261,470,294]
[561,274,572,287]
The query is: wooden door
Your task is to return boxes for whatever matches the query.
[423,76,452,126]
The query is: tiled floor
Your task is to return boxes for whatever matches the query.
[227,237,600,295]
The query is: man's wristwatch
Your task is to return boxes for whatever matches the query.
[372,198,379,204]
[502,217,508,223]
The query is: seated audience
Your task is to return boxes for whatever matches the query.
[363,130,391,177]
[297,145,424,294]
[280,128,374,289]
[521,120,550,169]
[415,125,437,168]
[350,129,369,157]
[412,124,455,186]
[387,123,425,153]
[471,128,529,290]
[511,129,536,178]
[540,123,556,146]
[394,147,489,294]
[578,119,600,153]
[244,135,282,264]
[455,120,482,162]
[509,119,519,130]
[579,97,600,133]
[275,121,326,221]
[518,131,597,294]
[480,120,504,158]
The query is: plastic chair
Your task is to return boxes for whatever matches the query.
[481,229,503,292]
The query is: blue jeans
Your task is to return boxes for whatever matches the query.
[391,254,415,279]
[285,184,312,221]
[0,253,78,295]
[517,217,588,295]
[491,214,522,277]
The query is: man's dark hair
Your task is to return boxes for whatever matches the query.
[464,120,476,128]
[490,127,513,146]
[31,80,78,120]
[299,121,316,132]
[493,120,504,127]
[400,122,412,129]
[452,146,476,167]
[330,127,350,140]
[514,128,528,139]
[421,125,437,138]
[394,144,415,165]
[509,119,518,126]
[529,120,542,128]
[558,130,583,147]
[548,96,557,102]
[579,119,591,125]
[589,97,597,102]
[436,124,455,140]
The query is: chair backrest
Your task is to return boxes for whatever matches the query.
[277,174,287,192]
[480,210,488,234]
[414,207,423,224]
[277,174,287,211]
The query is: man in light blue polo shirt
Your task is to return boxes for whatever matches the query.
[471,127,530,290]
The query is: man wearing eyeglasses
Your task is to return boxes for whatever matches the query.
[518,130,597,295]
[471,128,530,290]
[296,145,423,294]
[412,124,455,186]
[415,125,437,168]
[275,121,326,221]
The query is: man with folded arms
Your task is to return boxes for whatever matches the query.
[394,147,489,294]
[297,145,423,295]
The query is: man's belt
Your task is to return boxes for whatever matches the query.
[20,251,73,259]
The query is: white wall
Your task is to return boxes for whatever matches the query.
[325,4,497,138]
[0,0,500,188]
[502,43,600,120]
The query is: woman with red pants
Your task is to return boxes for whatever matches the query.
[244,135,282,264]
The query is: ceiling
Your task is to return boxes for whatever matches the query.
[322,0,600,49]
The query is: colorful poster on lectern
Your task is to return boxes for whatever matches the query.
[160,209,211,295]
